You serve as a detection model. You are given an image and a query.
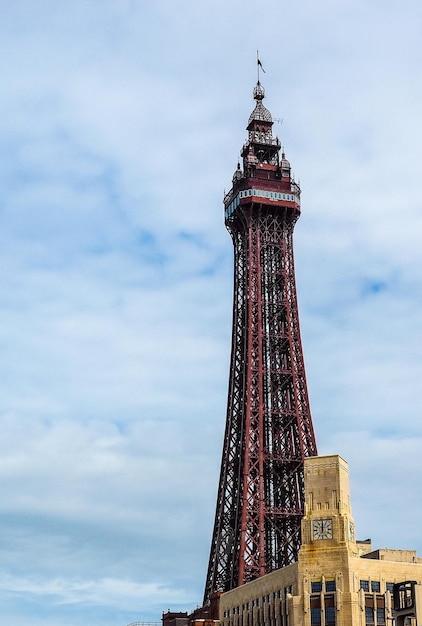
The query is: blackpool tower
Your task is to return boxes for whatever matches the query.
[203,80,317,604]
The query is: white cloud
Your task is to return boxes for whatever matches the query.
[0,572,190,607]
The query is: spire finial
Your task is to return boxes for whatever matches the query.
[257,50,266,83]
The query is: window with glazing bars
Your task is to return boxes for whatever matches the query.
[311,608,321,625]
[325,606,335,626]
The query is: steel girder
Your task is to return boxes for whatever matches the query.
[204,204,317,604]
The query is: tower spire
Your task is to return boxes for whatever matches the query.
[204,81,317,603]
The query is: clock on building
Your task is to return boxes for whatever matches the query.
[312,519,333,540]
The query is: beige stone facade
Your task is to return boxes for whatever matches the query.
[219,455,422,626]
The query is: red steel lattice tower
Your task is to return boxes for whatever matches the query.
[204,81,317,603]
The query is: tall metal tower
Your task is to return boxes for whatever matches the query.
[204,81,317,603]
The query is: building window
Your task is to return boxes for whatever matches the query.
[325,606,336,626]
[325,580,336,592]
[371,581,380,593]
[365,607,374,624]
[376,607,385,624]
[361,580,370,592]
[325,594,335,626]
[386,583,394,593]
[312,581,323,593]
[311,608,321,625]
[285,585,293,597]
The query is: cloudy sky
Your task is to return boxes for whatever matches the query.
[0,1,421,624]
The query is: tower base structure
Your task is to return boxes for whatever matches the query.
[166,455,422,626]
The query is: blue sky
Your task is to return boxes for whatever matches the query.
[0,1,421,624]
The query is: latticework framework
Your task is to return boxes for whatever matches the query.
[204,83,317,604]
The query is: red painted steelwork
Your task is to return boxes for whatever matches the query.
[204,82,317,604]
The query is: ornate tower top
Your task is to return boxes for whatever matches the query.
[242,81,280,168]
[224,80,300,223]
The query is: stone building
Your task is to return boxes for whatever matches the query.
[219,455,422,626]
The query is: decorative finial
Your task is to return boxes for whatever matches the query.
[253,82,265,101]
[254,52,266,101]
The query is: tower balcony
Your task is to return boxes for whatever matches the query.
[224,184,301,222]
[242,137,281,152]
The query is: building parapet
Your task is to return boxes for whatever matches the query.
[362,549,422,563]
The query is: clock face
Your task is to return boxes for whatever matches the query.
[312,519,333,540]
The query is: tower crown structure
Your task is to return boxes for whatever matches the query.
[225,83,301,224]
[204,81,317,604]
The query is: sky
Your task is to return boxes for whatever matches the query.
[0,0,421,624]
